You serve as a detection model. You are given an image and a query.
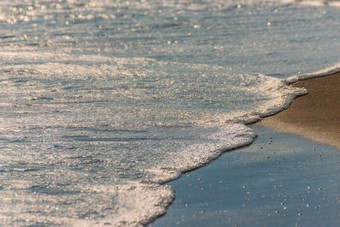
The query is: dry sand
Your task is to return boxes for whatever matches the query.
[260,72,340,149]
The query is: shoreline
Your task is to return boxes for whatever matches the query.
[150,71,340,226]
[260,72,340,149]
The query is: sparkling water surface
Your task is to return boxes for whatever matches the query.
[0,0,339,226]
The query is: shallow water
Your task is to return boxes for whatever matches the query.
[0,0,339,225]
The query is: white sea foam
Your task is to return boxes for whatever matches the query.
[294,0,340,7]
[285,64,340,84]
[0,51,314,226]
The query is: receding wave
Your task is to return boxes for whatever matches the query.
[0,51,325,226]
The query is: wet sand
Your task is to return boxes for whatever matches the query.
[150,125,340,227]
[260,72,340,148]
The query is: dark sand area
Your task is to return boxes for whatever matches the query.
[261,72,340,148]
[150,125,340,227]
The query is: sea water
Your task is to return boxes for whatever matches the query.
[0,0,339,226]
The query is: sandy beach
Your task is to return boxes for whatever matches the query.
[261,72,340,148]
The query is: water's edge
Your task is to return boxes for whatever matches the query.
[143,65,340,226]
